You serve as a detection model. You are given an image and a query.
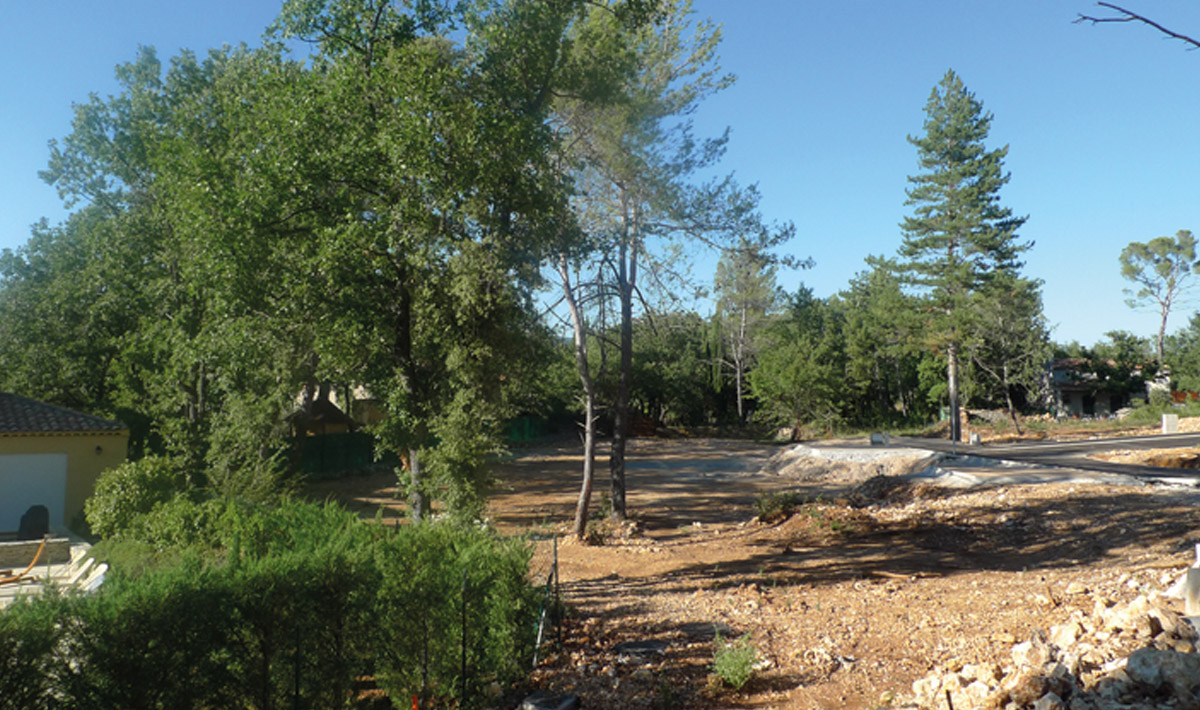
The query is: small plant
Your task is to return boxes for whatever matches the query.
[596,492,613,520]
[753,491,811,522]
[712,632,758,690]
[654,676,684,709]
[583,517,608,546]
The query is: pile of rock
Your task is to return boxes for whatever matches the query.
[907,590,1200,709]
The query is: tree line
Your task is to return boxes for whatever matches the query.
[3,0,1196,532]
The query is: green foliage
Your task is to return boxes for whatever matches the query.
[84,456,188,540]
[1122,398,1200,425]
[898,70,1029,300]
[1120,229,1200,363]
[836,261,933,425]
[0,594,66,710]
[0,500,537,709]
[714,235,784,423]
[965,274,1051,421]
[752,491,814,522]
[5,0,678,524]
[1149,387,1173,408]
[712,632,758,690]
[1166,313,1200,390]
[373,523,537,703]
[1052,331,1158,412]
[749,287,847,432]
[894,69,1031,438]
[629,312,721,426]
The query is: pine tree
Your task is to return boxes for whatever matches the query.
[714,236,780,424]
[896,69,1029,442]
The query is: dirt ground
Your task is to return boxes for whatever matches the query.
[305,436,1200,709]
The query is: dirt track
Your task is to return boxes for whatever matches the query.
[307,437,1200,708]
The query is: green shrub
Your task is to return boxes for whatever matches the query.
[0,499,537,710]
[0,594,66,710]
[1121,398,1200,425]
[1149,388,1173,408]
[62,556,238,710]
[753,491,812,522]
[712,632,758,690]
[85,456,188,539]
[373,522,537,705]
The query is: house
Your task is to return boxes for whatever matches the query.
[1047,358,1158,417]
[0,393,128,532]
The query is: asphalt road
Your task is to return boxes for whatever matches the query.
[893,433,1200,482]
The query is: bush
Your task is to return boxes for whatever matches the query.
[0,499,537,710]
[84,456,188,539]
[753,491,813,522]
[61,557,238,710]
[373,522,537,704]
[1123,398,1200,425]
[0,595,65,710]
[712,632,758,690]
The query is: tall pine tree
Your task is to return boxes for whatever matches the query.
[896,69,1029,442]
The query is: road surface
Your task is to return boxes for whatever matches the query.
[895,433,1200,482]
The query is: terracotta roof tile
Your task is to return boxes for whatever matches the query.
[0,393,126,435]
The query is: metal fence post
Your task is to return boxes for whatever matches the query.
[461,567,468,709]
[553,535,562,649]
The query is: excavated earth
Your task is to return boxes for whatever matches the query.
[308,435,1200,709]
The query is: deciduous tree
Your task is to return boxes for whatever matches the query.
[1119,229,1200,365]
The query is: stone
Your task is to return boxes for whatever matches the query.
[519,690,581,710]
[1147,605,1183,638]
[1005,668,1048,706]
[1065,581,1088,595]
[1151,648,1200,700]
[613,639,668,661]
[912,674,942,703]
[959,680,991,707]
[1050,621,1083,649]
[1125,647,1166,689]
[1012,637,1054,669]
[1033,692,1065,710]
[961,663,1002,684]
[678,622,735,640]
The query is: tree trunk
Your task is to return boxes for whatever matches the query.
[735,308,747,424]
[408,447,426,524]
[609,203,635,523]
[1158,309,1168,365]
[574,397,596,538]
[559,256,598,539]
[1002,361,1023,435]
[947,341,961,442]
[394,268,427,523]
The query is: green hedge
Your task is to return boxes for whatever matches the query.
[0,500,537,710]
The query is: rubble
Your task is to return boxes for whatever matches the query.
[906,589,1200,709]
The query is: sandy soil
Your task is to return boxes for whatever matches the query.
[304,436,1200,709]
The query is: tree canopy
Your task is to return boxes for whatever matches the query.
[894,69,1030,441]
[1119,229,1200,365]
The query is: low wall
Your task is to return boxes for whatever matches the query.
[0,537,71,568]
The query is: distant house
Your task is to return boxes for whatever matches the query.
[0,393,128,532]
[1047,358,1159,417]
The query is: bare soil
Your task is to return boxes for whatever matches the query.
[304,436,1200,709]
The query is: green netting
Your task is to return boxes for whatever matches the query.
[295,432,398,479]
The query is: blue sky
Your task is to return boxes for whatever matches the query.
[4,1,1200,346]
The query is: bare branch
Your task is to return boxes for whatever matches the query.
[1077,3,1200,50]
